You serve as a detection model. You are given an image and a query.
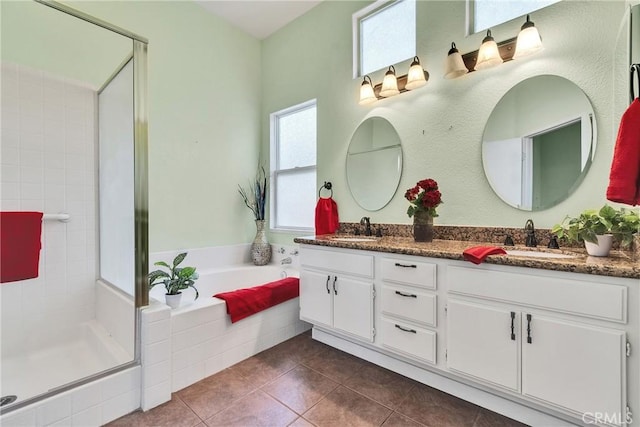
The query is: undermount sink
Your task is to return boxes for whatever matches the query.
[505,250,576,259]
[330,236,378,242]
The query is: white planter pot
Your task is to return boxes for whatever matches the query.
[165,293,182,309]
[584,234,614,257]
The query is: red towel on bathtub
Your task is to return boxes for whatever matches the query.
[1,211,43,283]
[606,98,640,206]
[315,197,339,235]
[462,246,507,265]
[214,277,300,323]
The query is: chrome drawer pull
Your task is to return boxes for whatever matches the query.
[395,290,417,298]
[395,262,417,268]
[395,324,417,334]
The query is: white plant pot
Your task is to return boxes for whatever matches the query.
[165,293,182,309]
[584,234,614,257]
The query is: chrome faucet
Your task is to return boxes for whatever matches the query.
[524,219,537,247]
[280,257,292,265]
[360,217,372,236]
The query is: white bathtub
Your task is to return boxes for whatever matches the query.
[149,265,310,392]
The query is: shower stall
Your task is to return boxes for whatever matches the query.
[0,0,148,420]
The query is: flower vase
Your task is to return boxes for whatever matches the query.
[251,220,272,266]
[413,211,434,242]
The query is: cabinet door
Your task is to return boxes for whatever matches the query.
[522,314,625,420]
[299,270,333,328]
[447,299,519,392]
[333,276,374,342]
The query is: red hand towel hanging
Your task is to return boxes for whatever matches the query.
[315,197,339,235]
[1,211,44,283]
[606,98,640,206]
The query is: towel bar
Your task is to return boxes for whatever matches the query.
[43,213,70,222]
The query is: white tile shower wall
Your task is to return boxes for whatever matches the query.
[0,366,141,427]
[0,62,98,357]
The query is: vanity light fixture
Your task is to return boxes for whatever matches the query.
[448,14,544,78]
[405,57,428,90]
[357,58,430,105]
[443,42,468,79]
[359,76,377,105]
[380,65,400,97]
[474,29,503,70]
[513,14,543,59]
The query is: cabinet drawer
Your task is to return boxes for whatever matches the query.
[300,247,374,278]
[448,266,627,323]
[381,285,436,327]
[381,257,436,289]
[381,318,436,364]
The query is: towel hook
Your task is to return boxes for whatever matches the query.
[318,181,333,198]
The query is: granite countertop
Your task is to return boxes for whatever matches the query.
[293,235,640,279]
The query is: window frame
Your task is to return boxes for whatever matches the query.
[352,0,416,78]
[269,99,317,233]
[467,0,560,35]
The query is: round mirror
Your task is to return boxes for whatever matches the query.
[346,117,403,211]
[482,75,596,211]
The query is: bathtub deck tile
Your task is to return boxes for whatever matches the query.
[144,319,171,345]
[143,359,171,389]
[144,339,171,367]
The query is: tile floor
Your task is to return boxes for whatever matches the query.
[108,331,528,426]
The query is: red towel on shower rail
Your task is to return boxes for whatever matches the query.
[606,98,640,205]
[1,211,43,283]
[214,277,300,323]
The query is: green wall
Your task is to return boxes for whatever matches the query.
[5,0,633,251]
[262,0,631,244]
[60,1,263,252]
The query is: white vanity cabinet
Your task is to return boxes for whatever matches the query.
[297,242,637,427]
[447,265,628,425]
[299,247,375,342]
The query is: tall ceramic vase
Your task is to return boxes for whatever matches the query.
[413,211,434,242]
[251,220,272,266]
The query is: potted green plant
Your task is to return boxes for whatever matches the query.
[552,205,639,257]
[148,252,199,309]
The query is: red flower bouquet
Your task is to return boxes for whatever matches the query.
[405,178,443,218]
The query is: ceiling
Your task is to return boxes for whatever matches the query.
[196,0,323,40]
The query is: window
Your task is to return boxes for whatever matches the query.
[353,0,416,77]
[470,0,560,34]
[270,100,317,231]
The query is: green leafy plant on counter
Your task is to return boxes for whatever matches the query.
[552,205,640,248]
[148,252,199,298]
